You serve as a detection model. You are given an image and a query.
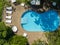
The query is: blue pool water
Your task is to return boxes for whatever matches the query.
[21,10,59,32]
[59,16,60,26]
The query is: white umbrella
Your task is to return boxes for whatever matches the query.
[23,33,27,37]
[20,3,25,6]
[31,0,35,5]
[12,26,17,33]
[52,2,56,6]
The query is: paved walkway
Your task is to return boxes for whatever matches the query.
[3,5,48,45]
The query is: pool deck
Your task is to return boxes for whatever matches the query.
[2,5,49,45]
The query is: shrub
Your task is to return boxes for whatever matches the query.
[46,29,60,45]
[9,35,28,45]
[32,39,48,45]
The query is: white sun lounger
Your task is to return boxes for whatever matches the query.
[6,11,12,14]
[5,20,12,23]
[6,7,12,9]
[11,0,16,3]
[6,7,13,14]
[6,16,12,19]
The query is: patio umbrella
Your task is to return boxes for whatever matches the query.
[20,3,25,6]
[30,0,35,5]
[12,26,17,33]
[23,33,27,37]
[52,2,56,6]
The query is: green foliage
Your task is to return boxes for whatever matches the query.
[0,39,10,45]
[0,22,14,39]
[0,22,28,45]
[0,22,13,45]
[16,0,21,4]
[0,22,7,38]
[16,0,30,4]
[0,0,28,45]
[6,2,11,7]
[48,0,60,3]
[20,0,26,3]
[3,42,10,45]
[32,39,48,45]
[0,22,6,31]
[25,0,31,6]
[46,29,60,45]
[6,26,14,40]
[0,39,6,45]
[0,0,11,21]
[0,0,5,21]
[9,35,28,45]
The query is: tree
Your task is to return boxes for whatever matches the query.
[32,39,48,45]
[5,26,14,40]
[0,0,5,21]
[0,0,11,21]
[0,39,6,45]
[0,22,28,45]
[0,22,7,38]
[46,29,60,45]
[16,0,21,4]
[0,39,10,45]
[0,22,14,45]
[0,22,14,39]
[3,42,10,45]
[9,35,28,45]
[48,0,60,3]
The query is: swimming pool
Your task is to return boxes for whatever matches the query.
[21,10,59,32]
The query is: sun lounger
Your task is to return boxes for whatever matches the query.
[11,0,16,3]
[6,7,12,10]
[6,11,12,14]
[6,16,12,19]
[5,20,12,23]
[6,7,13,14]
